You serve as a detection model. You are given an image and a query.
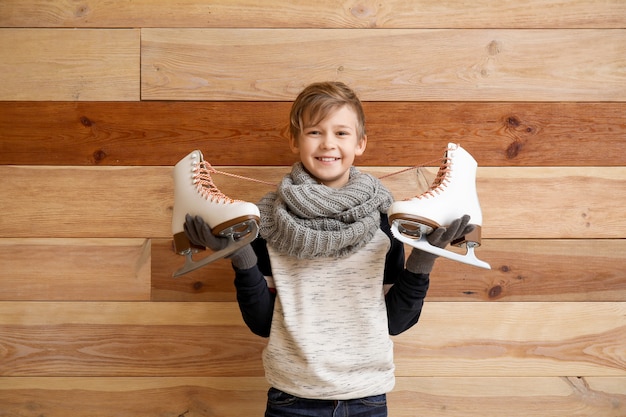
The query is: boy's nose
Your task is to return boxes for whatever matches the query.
[320,134,336,148]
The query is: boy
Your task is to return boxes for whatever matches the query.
[185,81,473,416]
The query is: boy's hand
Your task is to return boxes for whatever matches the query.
[405,214,475,274]
[184,214,257,270]
[184,214,229,251]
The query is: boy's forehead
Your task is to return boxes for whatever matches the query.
[304,104,359,126]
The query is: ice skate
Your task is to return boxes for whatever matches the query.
[172,150,260,277]
[388,143,491,269]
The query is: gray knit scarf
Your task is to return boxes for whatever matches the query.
[258,162,394,259]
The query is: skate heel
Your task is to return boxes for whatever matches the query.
[173,231,204,255]
[451,225,482,248]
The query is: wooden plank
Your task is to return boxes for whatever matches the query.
[430,239,626,302]
[478,167,626,240]
[0,238,151,301]
[1,101,625,167]
[0,29,139,101]
[0,377,269,417]
[141,29,626,101]
[0,377,624,417]
[151,239,626,302]
[0,166,624,239]
[0,302,245,326]
[391,377,626,416]
[0,302,624,377]
[1,0,624,28]
[393,302,626,377]
[0,165,174,239]
[152,238,236,302]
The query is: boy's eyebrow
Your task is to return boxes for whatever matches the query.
[304,123,355,130]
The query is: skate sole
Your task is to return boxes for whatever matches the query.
[388,213,440,233]
[172,214,260,256]
[173,219,260,277]
[389,213,483,247]
[390,222,490,270]
[213,214,261,237]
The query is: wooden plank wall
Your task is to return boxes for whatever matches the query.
[1,1,625,416]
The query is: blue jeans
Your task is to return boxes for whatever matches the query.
[264,387,388,417]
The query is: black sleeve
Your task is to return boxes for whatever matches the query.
[381,214,431,335]
[232,237,275,337]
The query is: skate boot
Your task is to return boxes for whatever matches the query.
[388,143,490,269]
[172,150,260,277]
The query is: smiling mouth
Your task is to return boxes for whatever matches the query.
[317,157,340,162]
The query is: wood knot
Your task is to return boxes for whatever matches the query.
[488,285,502,298]
[193,281,204,291]
[75,4,90,17]
[487,40,502,56]
[506,116,520,127]
[80,116,93,127]
[506,141,523,159]
[351,4,376,18]
[93,149,107,163]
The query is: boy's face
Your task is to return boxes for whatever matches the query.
[290,105,367,189]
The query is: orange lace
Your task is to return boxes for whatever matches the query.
[405,143,457,200]
[193,160,238,203]
[197,154,451,191]
[416,155,452,199]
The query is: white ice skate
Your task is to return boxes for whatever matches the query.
[172,150,260,277]
[388,143,491,269]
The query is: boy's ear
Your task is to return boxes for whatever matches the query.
[355,134,367,156]
[289,136,300,154]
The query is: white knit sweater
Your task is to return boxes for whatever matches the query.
[262,229,395,400]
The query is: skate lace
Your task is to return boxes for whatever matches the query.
[413,146,456,200]
[193,160,238,203]
[194,149,454,192]
[420,159,451,198]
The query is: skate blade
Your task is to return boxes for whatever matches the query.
[391,222,491,270]
[173,220,259,278]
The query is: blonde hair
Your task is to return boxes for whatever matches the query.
[289,81,366,141]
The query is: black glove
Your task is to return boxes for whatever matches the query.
[184,214,257,270]
[406,214,476,274]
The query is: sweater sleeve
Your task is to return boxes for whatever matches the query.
[232,237,275,337]
[381,214,431,336]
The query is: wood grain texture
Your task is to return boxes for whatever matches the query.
[0,377,624,417]
[141,29,626,101]
[1,101,624,167]
[391,377,626,417]
[0,377,269,417]
[1,237,623,303]
[0,29,139,101]
[2,1,624,416]
[151,239,626,302]
[1,166,624,239]
[393,302,626,377]
[1,0,625,28]
[1,302,624,377]
[0,238,151,301]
